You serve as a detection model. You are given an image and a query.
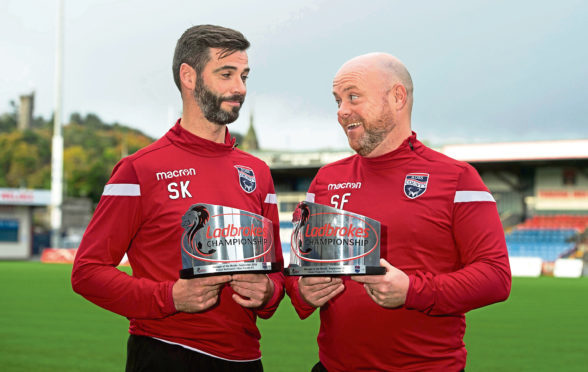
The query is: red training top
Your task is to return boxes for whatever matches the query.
[286,132,511,371]
[72,121,284,361]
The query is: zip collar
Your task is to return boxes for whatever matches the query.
[165,119,237,157]
[359,131,421,169]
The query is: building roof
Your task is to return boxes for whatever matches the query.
[254,138,588,169]
[440,139,588,163]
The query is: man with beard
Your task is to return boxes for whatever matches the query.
[72,25,284,372]
[285,53,511,371]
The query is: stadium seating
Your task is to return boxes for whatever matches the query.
[280,214,587,264]
[517,215,588,231]
[280,221,294,264]
[505,215,587,262]
[506,229,577,243]
[506,242,575,262]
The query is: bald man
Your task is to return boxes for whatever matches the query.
[285,53,511,371]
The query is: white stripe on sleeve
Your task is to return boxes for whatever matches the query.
[264,193,277,204]
[454,191,495,203]
[103,183,141,196]
[305,193,315,202]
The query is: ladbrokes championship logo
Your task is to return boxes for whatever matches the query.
[291,202,379,263]
[180,204,273,263]
[285,201,384,275]
[179,204,279,278]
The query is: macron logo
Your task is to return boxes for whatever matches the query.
[327,182,362,190]
[156,168,196,181]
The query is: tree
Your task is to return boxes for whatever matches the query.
[0,106,155,203]
[0,100,17,132]
[0,106,245,205]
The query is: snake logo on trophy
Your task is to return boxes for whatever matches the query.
[181,205,214,255]
[285,201,385,276]
[292,202,312,254]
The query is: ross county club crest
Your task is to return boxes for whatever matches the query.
[404,173,429,199]
[235,165,256,193]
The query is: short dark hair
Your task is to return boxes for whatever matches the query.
[172,24,250,92]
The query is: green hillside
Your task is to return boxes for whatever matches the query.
[0,111,154,203]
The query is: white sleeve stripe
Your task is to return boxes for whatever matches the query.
[454,191,495,203]
[264,193,277,204]
[305,193,315,202]
[103,184,141,196]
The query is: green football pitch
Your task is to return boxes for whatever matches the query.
[0,261,586,371]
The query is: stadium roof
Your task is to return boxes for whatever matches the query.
[256,139,588,169]
[254,150,353,169]
[441,139,588,163]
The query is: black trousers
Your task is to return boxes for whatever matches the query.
[311,361,328,372]
[126,334,263,372]
[311,361,465,372]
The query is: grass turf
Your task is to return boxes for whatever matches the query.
[0,261,586,371]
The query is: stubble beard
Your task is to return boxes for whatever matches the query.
[353,126,389,156]
[193,74,245,125]
[351,108,396,157]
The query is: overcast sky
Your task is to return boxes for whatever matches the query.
[1,0,587,150]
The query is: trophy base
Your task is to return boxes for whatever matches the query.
[180,262,281,279]
[284,265,386,276]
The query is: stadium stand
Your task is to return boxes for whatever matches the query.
[517,215,588,231]
[280,221,294,264]
[506,215,588,262]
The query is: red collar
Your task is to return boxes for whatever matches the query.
[165,119,236,157]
